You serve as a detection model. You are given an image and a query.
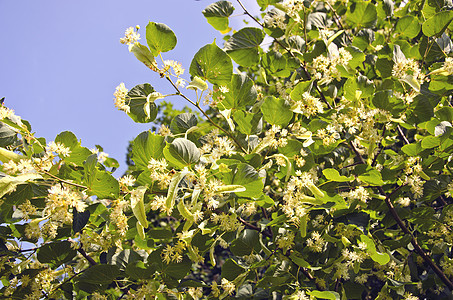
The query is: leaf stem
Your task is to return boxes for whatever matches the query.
[40,170,88,190]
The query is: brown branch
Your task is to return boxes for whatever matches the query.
[165,76,247,153]
[78,246,97,266]
[237,217,272,238]
[349,141,453,290]
[299,267,324,291]
[236,0,333,110]
[379,185,453,290]
[371,126,387,167]
[325,2,352,43]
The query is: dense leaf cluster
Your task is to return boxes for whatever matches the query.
[1,0,453,299]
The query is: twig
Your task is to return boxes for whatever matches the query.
[439,195,448,206]
[165,76,247,153]
[350,141,453,290]
[236,0,333,110]
[397,125,410,145]
[78,246,97,266]
[334,278,341,292]
[41,170,88,190]
[237,217,272,238]
[348,141,365,164]
[371,125,387,167]
[325,2,352,43]
[299,267,324,291]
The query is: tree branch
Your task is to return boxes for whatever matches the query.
[349,140,453,290]
[235,0,333,110]
[237,217,272,238]
[78,246,97,266]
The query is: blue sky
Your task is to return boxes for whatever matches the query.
[0,0,260,176]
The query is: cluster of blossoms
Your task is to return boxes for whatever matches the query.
[147,157,172,188]
[281,169,321,226]
[161,241,186,263]
[312,47,353,85]
[290,92,324,117]
[45,184,87,223]
[306,231,327,252]
[119,26,140,46]
[392,57,425,86]
[261,125,289,149]
[163,60,185,77]
[280,0,305,20]
[211,212,244,232]
[0,105,16,119]
[276,230,295,252]
[113,83,130,113]
[200,131,235,161]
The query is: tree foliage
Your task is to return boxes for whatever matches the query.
[1,0,453,299]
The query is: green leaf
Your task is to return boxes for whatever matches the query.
[289,253,311,268]
[233,110,262,135]
[162,256,192,280]
[401,143,423,156]
[110,249,146,271]
[220,163,264,197]
[260,96,293,127]
[72,209,90,233]
[357,169,384,186]
[189,42,233,86]
[37,241,77,268]
[395,16,421,39]
[145,22,177,56]
[345,2,377,28]
[0,122,17,147]
[0,173,41,198]
[323,168,354,182]
[130,43,156,69]
[170,113,198,134]
[230,229,259,256]
[163,138,200,169]
[290,81,312,101]
[359,235,390,265]
[372,90,405,116]
[126,261,154,280]
[187,76,209,91]
[132,131,166,169]
[307,291,341,300]
[222,258,246,281]
[131,186,149,228]
[217,73,257,110]
[257,0,280,10]
[224,27,264,67]
[421,135,440,148]
[202,1,235,32]
[127,83,158,123]
[166,170,190,215]
[262,51,291,77]
[55,131,92,166]
[422,11,453,37]
[83,154,119,199]
[78,264,120,284]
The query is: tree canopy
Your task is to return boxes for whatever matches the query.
[1,0,453,299]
